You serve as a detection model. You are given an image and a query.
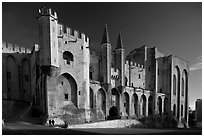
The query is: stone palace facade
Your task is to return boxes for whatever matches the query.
[2,7,189,125]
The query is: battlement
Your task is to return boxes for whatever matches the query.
[125,60,144,69]
[58,23,89,44]
[111,68,119,79]
[38,7,57,19]
[31,44,40,54]
[2,41,31,54]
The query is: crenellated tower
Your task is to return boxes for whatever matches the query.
[100,25,111,84]
[38,7,59,68]
[37,7,60,117]
[115,32,125,86]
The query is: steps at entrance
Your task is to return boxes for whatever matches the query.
[68,119,140,128]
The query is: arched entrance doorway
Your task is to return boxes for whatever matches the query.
[111,88,120,111]
[109,106,119,119]
[57,73,77,107]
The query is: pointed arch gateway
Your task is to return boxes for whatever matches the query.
[57,73,78,107]
[109,88,120,119]
[109,106,119,119]
[111,88,120,108]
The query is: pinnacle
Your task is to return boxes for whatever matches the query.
[101,24,110,44]
[116,31,123,49]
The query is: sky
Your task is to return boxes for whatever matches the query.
[2,2,202,110]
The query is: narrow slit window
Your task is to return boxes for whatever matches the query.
[65,93,68,100]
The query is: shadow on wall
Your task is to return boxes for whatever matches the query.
[3,99,31,120]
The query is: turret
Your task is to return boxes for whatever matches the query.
[38,7,59,68]
[115,32,125,86]
[100,24,111,84]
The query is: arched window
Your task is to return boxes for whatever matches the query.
[63,51,74,64]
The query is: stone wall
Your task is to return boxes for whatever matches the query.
[2,50,32,104]
[171,56,189,121]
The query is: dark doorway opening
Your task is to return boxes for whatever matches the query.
[108,106,119,120]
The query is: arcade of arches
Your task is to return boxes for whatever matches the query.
[89,87,171,119]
